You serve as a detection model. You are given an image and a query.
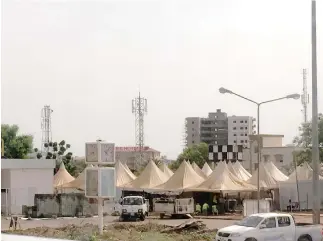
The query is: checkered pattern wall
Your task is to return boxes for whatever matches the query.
[208,145,243,162]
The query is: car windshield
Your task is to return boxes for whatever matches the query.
[123,197,143,205]
[235,216,264,227]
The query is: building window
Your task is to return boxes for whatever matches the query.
[245,120,248,123]
[192,121,194,124]
[240,120,244,123]
[245,127,248,130]
[233,120,236,123]
[254,145,259,153]
[240,140,244,143]
[254,163,259,169]
[192,134,194,137]
[240,133,244,136]
[233,127,237,130]
[275,154,283,163]
[240,127,243,130]
[192,128,195,131]
[233,140,236,143]
[245,134,248,136]
[192,141,195,144]
[263,154,270,162]
[233,134,237,136]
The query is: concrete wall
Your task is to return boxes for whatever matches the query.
[9,168,54,215]
[262,137,283,147]
[185,117,201,147]
[34,194,98,218]
[228,116,255,148]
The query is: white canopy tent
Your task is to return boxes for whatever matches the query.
[287,162,323,182]
[122,162,137,179]
[155,160,204,191]
[53,162,75,188]
[228,161,251,181]
[189,161,256,192]
[159,162,174,179]
[122,160,168,190]
[192,162,207,179]
[202,162,213,176]
[248,162,279,189]
[264,161,288,182]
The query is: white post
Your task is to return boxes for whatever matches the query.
[97,140,104,235]
[98,197,104,234]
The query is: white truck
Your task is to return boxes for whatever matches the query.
[119,196,149,221]
[153,197,194,219]
[215,213,323,241]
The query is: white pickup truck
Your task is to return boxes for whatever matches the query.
[215,213,323,241]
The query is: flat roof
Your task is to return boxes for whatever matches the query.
[1,159,56,169]
[249,134,284,138]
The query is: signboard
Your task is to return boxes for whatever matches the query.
[208,145,243,161]
[85,142,115,164]
[85,167,116,198]
[115,146,149,152]
[85,168,98,197]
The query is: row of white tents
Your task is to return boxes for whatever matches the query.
[53,159,322,193]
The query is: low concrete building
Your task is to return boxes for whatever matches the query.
[1,159,55,215]
[242,134,303,173]
[115,146,161,170]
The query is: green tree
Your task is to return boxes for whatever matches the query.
[293,114,323,164]
[169,142,209,171]
[36,140,76,176]
[1,124,33,159]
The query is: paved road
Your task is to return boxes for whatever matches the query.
[1,214,317,231]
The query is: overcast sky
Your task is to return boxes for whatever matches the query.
[1,0,322,159]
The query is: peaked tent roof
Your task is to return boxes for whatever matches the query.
[122,160,168,189]
[229,162,251,181]
[287,162,323,182]
[122,162,137,179]
[264,161,288,182]
[159,162,174,179]
[192,162,207,179]
[202,162,213,176]
[54,162,75,188]
[115,161,137,187]
[248,162,278,189]
[59,165,94,190]
[156,160,204,190]
[189,161,256,192]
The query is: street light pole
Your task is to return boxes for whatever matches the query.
[219,87,300,212]
[311,0,320,225]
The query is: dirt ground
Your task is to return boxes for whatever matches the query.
[3,221,217,241]
[1,213,319,241]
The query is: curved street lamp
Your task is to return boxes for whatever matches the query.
[219,87,300,212]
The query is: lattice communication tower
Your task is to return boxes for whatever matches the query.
[41,105,53,154]
[132,92,147,169]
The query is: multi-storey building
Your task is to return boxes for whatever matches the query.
[228,116,256,148]
[185,109,228,147]
[185,110,255,148]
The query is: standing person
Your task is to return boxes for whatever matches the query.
[202,202,209,216]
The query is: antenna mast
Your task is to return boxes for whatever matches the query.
[301,69,310,123]
[41,105,53,155]
[132,92,148,170]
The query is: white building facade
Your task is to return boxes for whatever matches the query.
[1,159,55,215]
[228,116,256,148]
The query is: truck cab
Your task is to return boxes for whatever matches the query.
[119,196,148,221]
[215,213,323,241]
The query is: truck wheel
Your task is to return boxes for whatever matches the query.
[245,238,257,241]
[298,236,311,241]
[140,215,145,221]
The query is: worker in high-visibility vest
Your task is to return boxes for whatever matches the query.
[195,203,201,214]
[202,202,209,216]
